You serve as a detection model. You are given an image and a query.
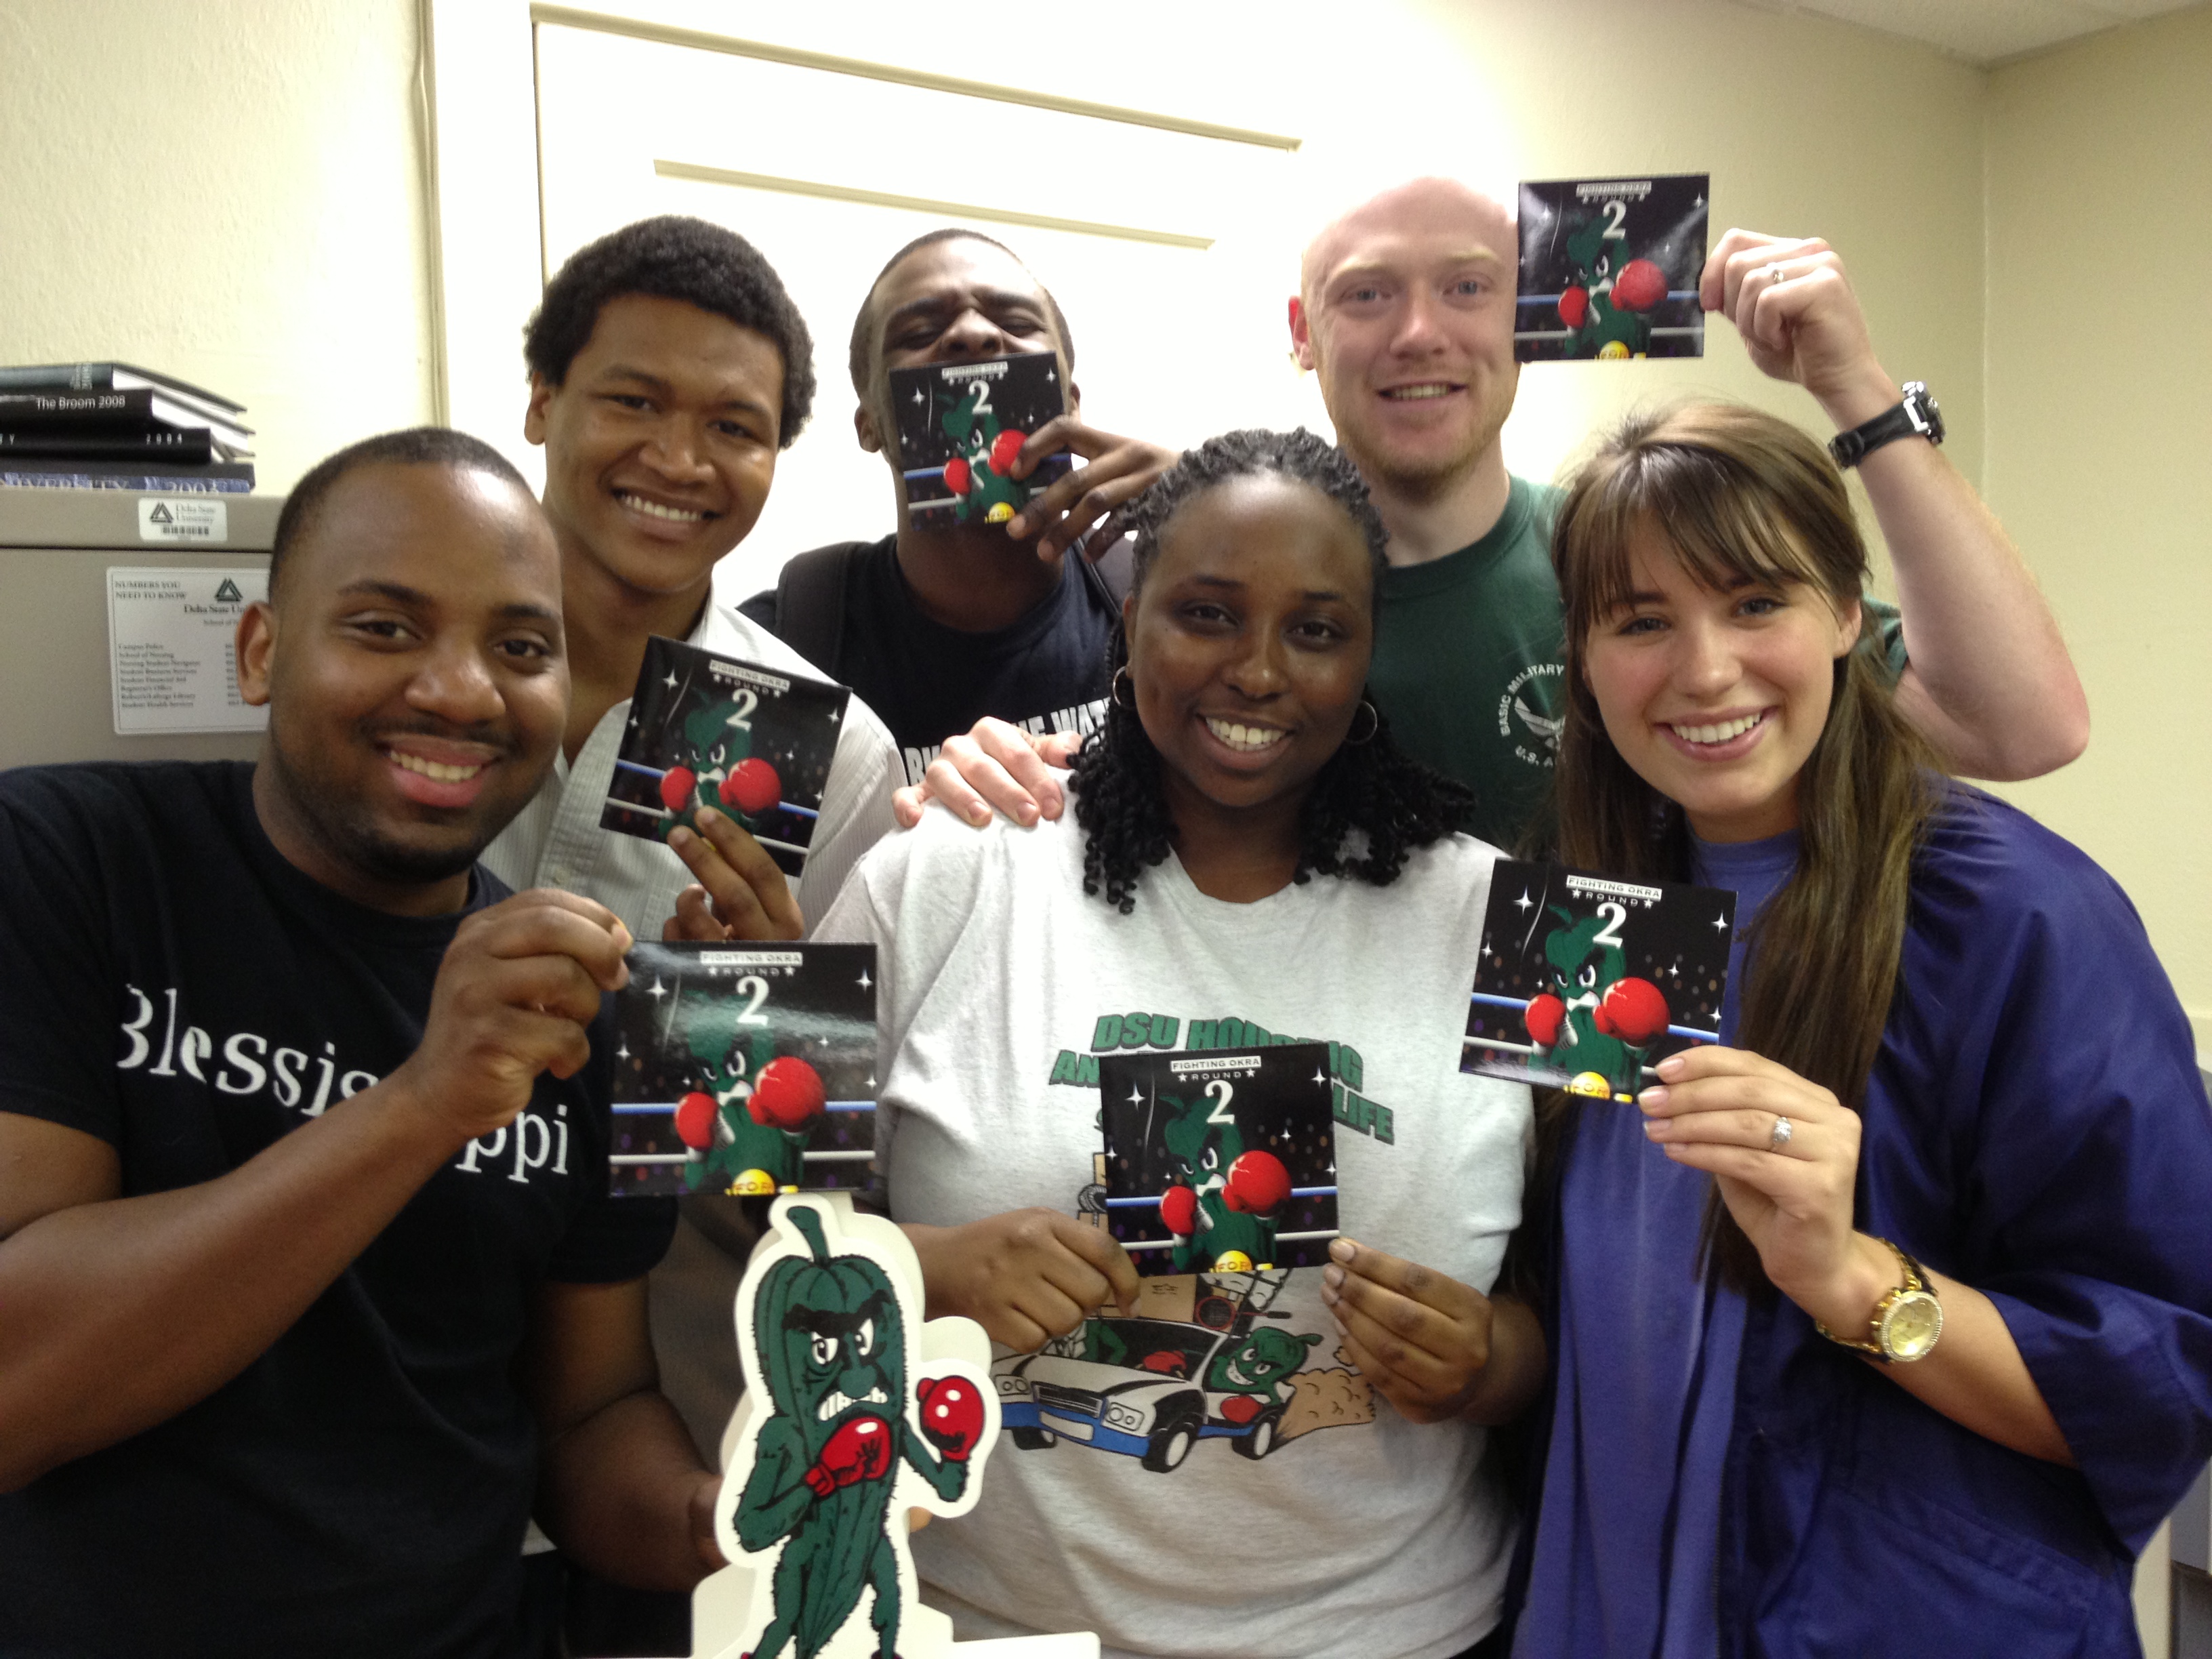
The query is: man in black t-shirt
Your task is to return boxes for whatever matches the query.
[741,228,1175,787]
[0,430,719,1657]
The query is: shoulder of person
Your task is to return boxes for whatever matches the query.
[867,778,1076,886]
[1389,827,1505,899]
[1910,781,2143,951]
[0,758,232,846]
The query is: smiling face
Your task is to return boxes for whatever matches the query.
[855,236,1073,477]
[525,292,784,604]
[241,462,566,912]
[1127,473,1375,830]
[1580,522,1860,843]
[1293,180,1519,499]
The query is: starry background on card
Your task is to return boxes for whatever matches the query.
[1462,860,1736,1084]
[610,941,877,1197]
[890,352,1069,513]
[602,636,848,874]
[1099,1043,1339,1273]
[1515,174,1711,361]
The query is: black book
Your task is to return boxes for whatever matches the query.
[0,363,245,420]
[0,428,214,464]
[0,388,253,449]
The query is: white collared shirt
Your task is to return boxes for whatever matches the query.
[483,602,901,940]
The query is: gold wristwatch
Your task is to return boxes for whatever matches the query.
[1815,1238,1943,1363]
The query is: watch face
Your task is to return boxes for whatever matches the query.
[1905,383,1946,443]
[1881,1290,1944,1361]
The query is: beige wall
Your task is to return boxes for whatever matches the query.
[0,0,436,492]
[1985,5,2212,1054]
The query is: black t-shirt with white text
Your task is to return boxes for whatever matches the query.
[743,533,1114,785]
[0,761,673,1659]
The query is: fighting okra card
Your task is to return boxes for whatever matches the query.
[1097,1044,1339,1277]
[888,351,1071,525]
[608,942,878,1199]
[601,635,850,876]
[1460,861,1734,1101]
[1515,173,1710,361]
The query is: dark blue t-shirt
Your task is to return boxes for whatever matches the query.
[0,760,674,1658]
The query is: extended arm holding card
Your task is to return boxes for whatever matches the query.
[1704,230,2088,780]
[1639,1045,2072,1465]
[0,892,630,1492]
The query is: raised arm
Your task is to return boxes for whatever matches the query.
[1704,230,2089,780]
[0,890,630,1492]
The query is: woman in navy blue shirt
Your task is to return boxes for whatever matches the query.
[1514,400,2212,1657]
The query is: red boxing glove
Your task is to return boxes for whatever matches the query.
[1160,1185,1197,1235]
[1558,286,1590,329]
[989,428,1027,476]
[803,1414,893,1498]
[1524,993,1567,1048]
[1612,258,1666,312]
[1219,1394,1263,1425]
[1223,1149,1291,1216]
[719,756,781,817]
[674,1091,718,1151]
[659,765,697,814]
[943,456,971,495]
[915,1376,985,1461]
[1595,977,1670,1046]
[748,1057,826,1130]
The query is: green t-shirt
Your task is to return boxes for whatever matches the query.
[1368,475,1910,853]
[1370,477,1567,851]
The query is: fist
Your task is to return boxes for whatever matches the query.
[1525,992,1567,1048]
[1595,977,1670,1046]
[989,428,1027,475]
[747,1057,825,1130]
[1160,1184,1197,1236]
[916,1376,985,1461]
[1558,285,1589,329]
[675,1090,719,1151]
[719,757,781,817]
[944,456,971,495]
[1612,258,1666,312]
[804,1414,892,1497]
[1223,1149,1290,1216]
[659,765,697,813]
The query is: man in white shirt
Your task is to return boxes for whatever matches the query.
[483,215,902,948]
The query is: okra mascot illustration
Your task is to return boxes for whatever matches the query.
[672,1014,824,1198]
[937,378,1029,527]
[654,695,784,842]
[1555,211,1669,361]
[718,1198,994,1659]
[1157,1088,1294,1273]
[1522,906,1671,1097]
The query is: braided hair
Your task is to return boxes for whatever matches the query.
[1072,428,1473,912]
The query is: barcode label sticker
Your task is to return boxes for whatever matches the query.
[138,498,228,543]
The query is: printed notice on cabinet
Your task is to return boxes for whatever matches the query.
[107,567,268,735]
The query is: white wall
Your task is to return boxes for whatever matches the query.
[0,0,436,492]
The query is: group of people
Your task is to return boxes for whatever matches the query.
[0,173,2205,1659]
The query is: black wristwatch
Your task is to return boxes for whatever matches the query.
[1828,382,1944,469]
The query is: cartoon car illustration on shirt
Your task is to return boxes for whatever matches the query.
[991,1273,1318,1473]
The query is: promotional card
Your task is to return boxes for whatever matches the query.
[888,351,1072,524]
[1462,861,1735,1101]
[608,941,878,1199]
[601,635,850,877]
[1516,174,1711,361]
[1098,1044,1338,1277]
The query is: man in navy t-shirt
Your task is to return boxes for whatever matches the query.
[0,429,717,1656]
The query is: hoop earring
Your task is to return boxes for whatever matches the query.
[1111,665,1136,710]
[1345,699,1379,745]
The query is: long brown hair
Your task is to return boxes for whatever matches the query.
[1546,403,1943,1287]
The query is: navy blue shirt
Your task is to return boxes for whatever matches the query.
[0,761,674,1658]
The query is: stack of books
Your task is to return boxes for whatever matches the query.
[0,363,255,493]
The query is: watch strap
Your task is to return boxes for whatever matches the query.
[1814,1237,1927,1360]
[1828,383,1941,469]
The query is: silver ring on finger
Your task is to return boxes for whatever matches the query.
[1760,261,1788,286]
[1768,1113,1794,1152]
